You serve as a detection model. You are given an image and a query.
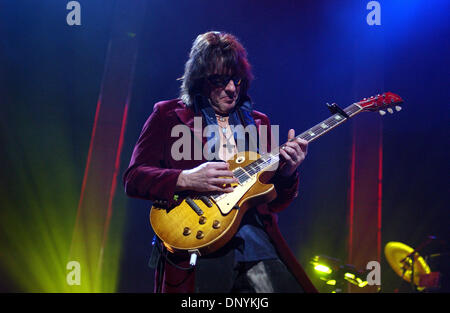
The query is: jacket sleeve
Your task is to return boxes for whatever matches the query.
[259,113,300,213]
[123,103,182,208]
[268,169,300,213]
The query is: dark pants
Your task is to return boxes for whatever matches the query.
[194,243,303,293]
[231,259,304,293]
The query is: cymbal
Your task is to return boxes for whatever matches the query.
[385,241,431,288]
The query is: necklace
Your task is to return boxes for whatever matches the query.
[215,114,228,122]
[218,124,231,140]
[216,116,235,150]
[216,115,229,135]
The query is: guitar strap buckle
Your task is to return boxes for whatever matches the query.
[327,102,349,119]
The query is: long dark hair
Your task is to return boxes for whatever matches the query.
[179,31,254,106]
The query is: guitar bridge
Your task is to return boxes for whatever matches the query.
[199,196,213,207]
[185,197,204,216]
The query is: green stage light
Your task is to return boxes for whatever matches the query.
[0,113,125,292]
[326,279,337,286]
[310,255,370,291]
[345,272,356,279]
[310,255,339,276]
[314,264,332,274]
[357,277,368,288]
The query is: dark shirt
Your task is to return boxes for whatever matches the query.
[234,208,278,262]
[198,97,278,263]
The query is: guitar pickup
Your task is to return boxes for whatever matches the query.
[185,197,204,216]
[219,175,240,188]
[200,196,213,208]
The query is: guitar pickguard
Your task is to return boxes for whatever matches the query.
[212,174,257,215]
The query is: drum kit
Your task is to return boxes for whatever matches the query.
[310,235,448,292]
[385,236,449,292]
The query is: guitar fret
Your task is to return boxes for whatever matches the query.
[244,158,263,175]
[320,122,329,129]
[234,168,250,184]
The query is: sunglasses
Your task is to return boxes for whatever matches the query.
[207,75,242,88]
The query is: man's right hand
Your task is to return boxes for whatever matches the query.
[175,162,238,193]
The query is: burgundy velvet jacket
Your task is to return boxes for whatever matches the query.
[123,99,318,293]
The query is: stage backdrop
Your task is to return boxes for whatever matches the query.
[0,0,448,293]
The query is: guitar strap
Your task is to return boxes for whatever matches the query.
[193,94,259,159]
[235,96,259,154]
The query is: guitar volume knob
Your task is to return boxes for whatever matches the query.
[212,220,221,229]
[183,227,191,236]
[196,231,204,239]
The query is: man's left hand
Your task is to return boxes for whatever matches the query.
[278,129,308,177]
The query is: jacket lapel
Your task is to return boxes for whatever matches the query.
[175,101,264,153]
[254,118,261,130]
[174,102,207,147]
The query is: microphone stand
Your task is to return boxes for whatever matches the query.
[399,236,435,292]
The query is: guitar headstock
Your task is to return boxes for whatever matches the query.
[357,92,404,116]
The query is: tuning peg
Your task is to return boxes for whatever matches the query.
[379,110,386,116]
[387,108,394,114]
[395,106,402,112]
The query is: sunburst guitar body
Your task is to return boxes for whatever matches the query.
[150,151,278,256]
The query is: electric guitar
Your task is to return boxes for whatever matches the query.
[150,92,404,257]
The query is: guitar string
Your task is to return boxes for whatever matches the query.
[201,100,399,200]
[216,110,354,183]
[192,104,364,200]
[206,111,354,196]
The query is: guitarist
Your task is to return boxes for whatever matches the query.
[123,31,317,293]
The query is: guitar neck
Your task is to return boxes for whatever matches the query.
[241,103,364,177]
[291,102,362,144]
[211,91,404,197]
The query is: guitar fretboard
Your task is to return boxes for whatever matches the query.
[231,103,363,184]
[207,91,405,203]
